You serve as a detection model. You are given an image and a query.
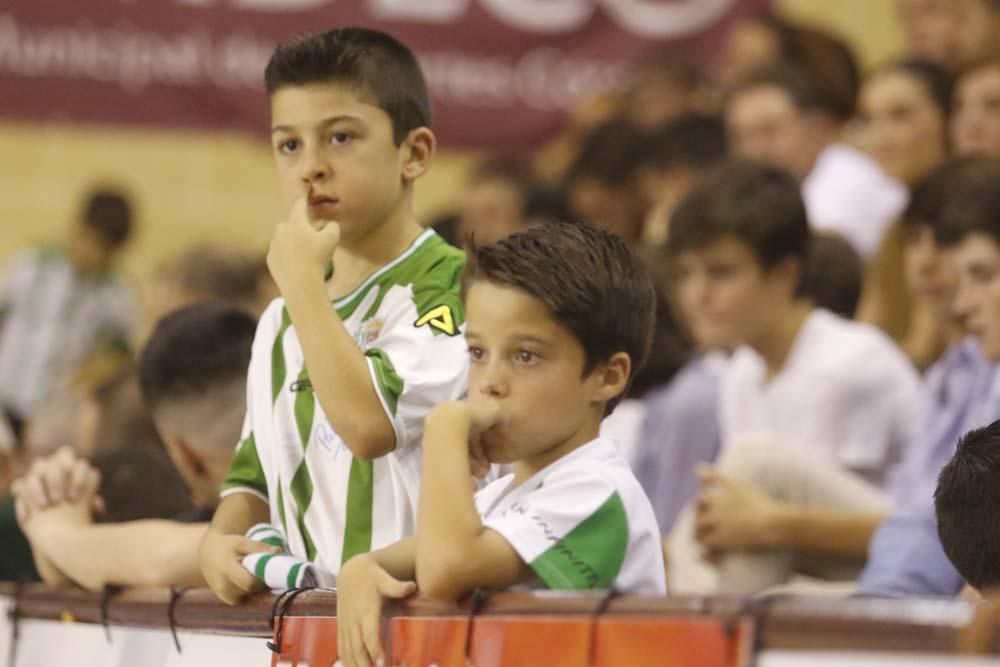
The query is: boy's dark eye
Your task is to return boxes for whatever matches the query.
[332,132,352,145]
[468,346,485,361]
[515,350,539,364]
[278,139,299,154]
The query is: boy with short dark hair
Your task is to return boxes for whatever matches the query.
[198,28,469,604]
[336,221,665,667]
[665,160,920,594]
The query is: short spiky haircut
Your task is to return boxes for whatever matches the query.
[264,27,432,145]
[462,221,656,415]
[935,419,1000,589]
[667,159,810,274]
[139,304,256,411]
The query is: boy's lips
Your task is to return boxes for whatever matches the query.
[308,194,338,206]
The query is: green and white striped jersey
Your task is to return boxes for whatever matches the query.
[474,437,667,594]
[222,230,468,575]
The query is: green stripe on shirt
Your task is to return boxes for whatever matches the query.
[530,491,628,590]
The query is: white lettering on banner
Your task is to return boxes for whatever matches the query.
[0,14,271,92]
[602,0,736,38]
[420,49,626,112]
[478,0,594,33]
[370,0,466,23]
[169,0,737,39]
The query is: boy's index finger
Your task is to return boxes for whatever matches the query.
[288,195,309,226]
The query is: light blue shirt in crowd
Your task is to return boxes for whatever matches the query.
[630,357,721,535]
[859,340,1000,596]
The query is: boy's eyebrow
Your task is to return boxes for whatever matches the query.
[270,115,364,134]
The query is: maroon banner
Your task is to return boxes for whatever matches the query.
[0,1,768,150]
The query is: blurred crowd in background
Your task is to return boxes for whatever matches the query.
[0,0,999,597]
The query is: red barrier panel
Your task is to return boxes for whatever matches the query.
[270,614,754,666]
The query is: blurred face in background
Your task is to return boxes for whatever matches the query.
[895,0,964,67]
[458,176,526,246]
[953,233,1000,360]
[719,18,781,86]
[68,225,117,275]
[672,235,798,351]
[859,69,948,185]
[902,224,958,320]
[952,63,1000,157]
[726,85,820,179]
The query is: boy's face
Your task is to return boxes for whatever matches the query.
[270,83,410,239]
[68,225,117,274]
[903,224,959,320]
[673,236,793,350]
[953,233,1000,361]
[726,86,816,180]
[464,281,610,463]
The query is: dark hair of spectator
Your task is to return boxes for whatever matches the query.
[935,419,1000,588]
[667,160,811,278]
[139,304,256,411]
[81,189,133,248]
[565,120,647,189]
[801,232,863,319]
[92,447,193,523]
[933,158,1000,248]
[463,221,656,414]
[637,113,727,172]
[264,27,432,145]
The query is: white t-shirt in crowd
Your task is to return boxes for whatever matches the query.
[802,143,908,259]
[719,309,921,486]
[474,437,667,594]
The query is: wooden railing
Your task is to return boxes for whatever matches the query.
[0,583,996,666]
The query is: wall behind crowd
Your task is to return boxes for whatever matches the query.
[0,0,902,281]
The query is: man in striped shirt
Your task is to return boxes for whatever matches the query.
[0,188,134,440]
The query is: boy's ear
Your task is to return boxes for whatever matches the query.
[590,352,632,405]
[769,255,802,296]
[400,127,436,182]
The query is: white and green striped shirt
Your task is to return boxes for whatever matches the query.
[0,246,133,417]
[475,437,667,594]
[222,230,468,575]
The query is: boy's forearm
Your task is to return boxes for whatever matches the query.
[31,520,208,591]
[768,505,887,557]
[210,492,270,536]
[281,278,395,460]
[416,409,486,581]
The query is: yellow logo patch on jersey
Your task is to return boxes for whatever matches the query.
[414,305,457,336]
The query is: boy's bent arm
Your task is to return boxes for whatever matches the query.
[28,517,207,591]
[282,276,396,461]
[415,404,532,602]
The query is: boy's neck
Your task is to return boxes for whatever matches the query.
[511,411,604,485]
[747,300,813,380]
[327,200,423,300]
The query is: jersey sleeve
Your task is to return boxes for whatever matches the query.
[481,468,628,590]
[220,303,278,503]
[365,264,469,452]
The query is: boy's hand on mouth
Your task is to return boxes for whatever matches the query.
[467,399,502,479]
[267,196,341,292]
